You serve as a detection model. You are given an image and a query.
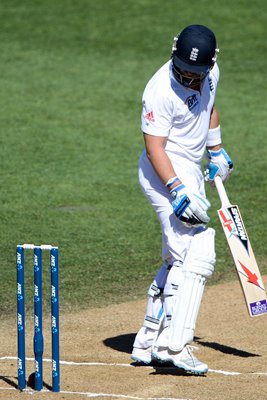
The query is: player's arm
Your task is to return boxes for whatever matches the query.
[207,105,221,151]
[143,133,182,189]
[144,132,210,227]
[205,105,233,183]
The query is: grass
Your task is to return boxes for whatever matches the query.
[0,0,266,316]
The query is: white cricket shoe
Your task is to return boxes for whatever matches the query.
[131,346,152,364]
[152,345,208,374]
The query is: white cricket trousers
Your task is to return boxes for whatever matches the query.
[138,149,207,265]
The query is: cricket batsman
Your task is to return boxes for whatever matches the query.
[131,24,233,374]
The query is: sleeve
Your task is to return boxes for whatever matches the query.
[141,91,173,137]
[210,62,220,89]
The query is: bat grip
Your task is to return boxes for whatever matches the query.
[214,176,231,207]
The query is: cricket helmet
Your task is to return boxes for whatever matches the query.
[171,24,219,87]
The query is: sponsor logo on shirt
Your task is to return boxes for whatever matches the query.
[185,94,198,111]
[145,111,155,122]
[208,77,214,92]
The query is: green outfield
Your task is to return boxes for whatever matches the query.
[0,0,266,316]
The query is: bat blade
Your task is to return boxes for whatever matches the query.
[217,203,267,317]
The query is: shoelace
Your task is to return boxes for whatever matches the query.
[186,345,199,353]
[185,345,202,366]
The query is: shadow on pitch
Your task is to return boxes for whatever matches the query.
[103,333,136,354]
[0,375,18,389]
[194,337,260,358]
[0,375,53,391]
[103,333,260,358]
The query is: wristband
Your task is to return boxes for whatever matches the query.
[206,125,221,147]
[165,176,180,188]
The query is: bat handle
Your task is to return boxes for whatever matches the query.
[214,176,231,207]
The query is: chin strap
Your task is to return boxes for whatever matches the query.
[172,63,208,88]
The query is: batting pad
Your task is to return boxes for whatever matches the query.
[169,228,216,352]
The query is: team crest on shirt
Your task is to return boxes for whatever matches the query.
[185,94,198,111]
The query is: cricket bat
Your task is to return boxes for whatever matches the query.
[214,175,267,317]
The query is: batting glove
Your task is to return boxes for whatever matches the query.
[205,148,233,183]
[170,184,210,228]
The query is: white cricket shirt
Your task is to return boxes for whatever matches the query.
[141,60,219,165]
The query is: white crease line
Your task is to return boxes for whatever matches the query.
[0,387,192,400]
[1,356,267,377]
[60,392,192,400]
[59,360,132,367]
[209,369,240,376]
[0,356,131,367]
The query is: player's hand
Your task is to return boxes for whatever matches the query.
[205,148,233,184]
[170,184,210,228]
